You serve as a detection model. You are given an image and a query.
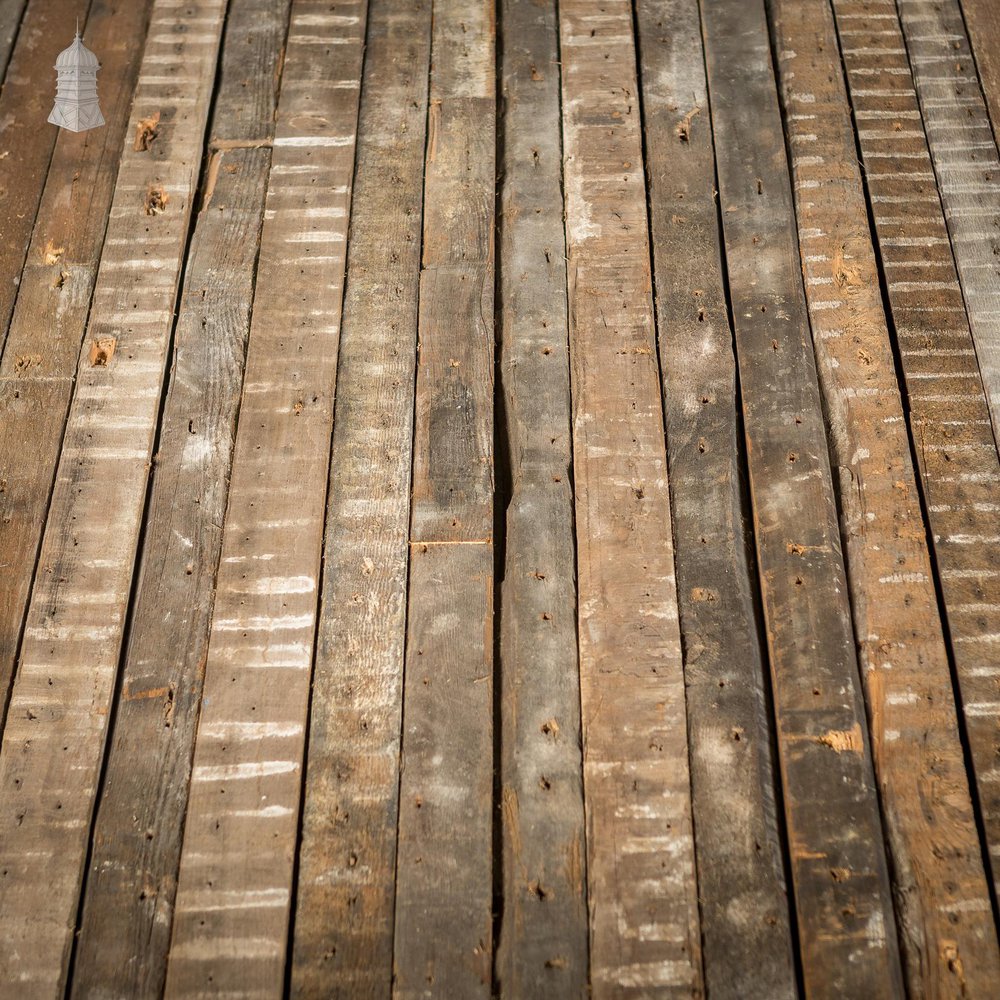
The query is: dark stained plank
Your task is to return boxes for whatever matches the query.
[0,0,94,355]
[69,2,290,997]
[832,0,1000,898]
[895,0,1000,444]
[559,2,701,995]
[636,2,796,997]
[391,1,495,996]
[0,0,153,725]
[494,0,588,994]
[0,0,27,82]
[0,0,227,992]
[962,0,1000,147]
[701,1,904,995]
[772,0,1000,993]
[161,2,367,996]
[290,0,432,994]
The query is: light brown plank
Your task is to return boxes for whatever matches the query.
[161,2,367,996]
[962,0,1000,147]
[0,0,27,82]
[559,1,701,995]
[290,0,432,993]
[773,0,1000,993]
[701,0,904,995]
[0,0,227,993]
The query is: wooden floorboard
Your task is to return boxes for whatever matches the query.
[2,0,1000,993]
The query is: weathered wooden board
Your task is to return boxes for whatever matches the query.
[0,0,94,355]
[773,0,1000,993]
[289,0,431,994]
[559,2,701,995]
[0,0,227,993]
[702,1,904,995]
[962,0,1000,146]
[636,2,796,997]
[895,0,1000,444]
[0,0,28,82]
[70,2,289,997]
[494,0,588,995]
[833,0,1000,897]
[392,2,495,995]
[160,2,366,997]
[0,0,152,723]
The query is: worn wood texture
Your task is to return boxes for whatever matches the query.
[559,2,701,995]
[70,2,289,997]
[392,2,495,996]
[0,0,27,82]
[495,0,588,995]
[962,0,1000,148]
[0,0,152,725]
[895,0,1000,445]
[162,3,366,996]
[636,3,796,997]
[833,0,1000,896]
[0,0,226,993]
[773,0,1000,993]
[0,0,94,355]
[290,0,431,994]
[702,1,904,995]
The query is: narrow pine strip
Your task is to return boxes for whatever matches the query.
[961,0,1000,144]
[495,0,588,993]
[772,0,1000,993]
[0,0,94,353]
[701,1,904,995]
[70,2,289,997]
[635,2,796,996]
[833,0,1000,897]
[290,0,432,993]
[0,0,227,993]
[0,0,27,81]
[895,0,1000,442]
[0,0,152,721]
[559,2,701,995]
[391,2,495,995]
[162,3,366,996]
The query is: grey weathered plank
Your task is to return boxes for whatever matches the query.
[701,1,904,995]
[392,1,495,996]
[494,0,588,995]
[636,2,796,997]
[559,1,701,995]
[0,0,152,725]
[0,0,227,993]
[896,0,1000,445]
[773,0,1000,994]
[161,2,367,996]
[832,0,1000,902]
[290,0,432,994]
[69,2,289,996]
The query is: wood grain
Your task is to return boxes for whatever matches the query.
[962,0,1000,148]
[162,2,367,996]
[833,0,1000,900]
[494,0,588,995]
[702,1,904,995]
[559,1,701,995]
[773,0,1000,993]
[0,0,28,82]
[0,0,227,993]
[290,0,432,994]
[70,2,289,996]
[636,2,797,997]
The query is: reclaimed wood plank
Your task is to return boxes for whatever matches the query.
[773,0,1000,993]
[0,0,152,724]
[636,3,796,997]
[494,0,588,995]
[289,0,432,994]
[895,0,1000,445]
[69,2,289,997]
[832,0,1000,900]
[558,2,701,995]
[701,1,904,995]
[162,2,366,995]
[0,0,28,83]
[0,0,227,993]
[391,4,495,996]
[0,0,94,355]
[961,0,1000,146]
